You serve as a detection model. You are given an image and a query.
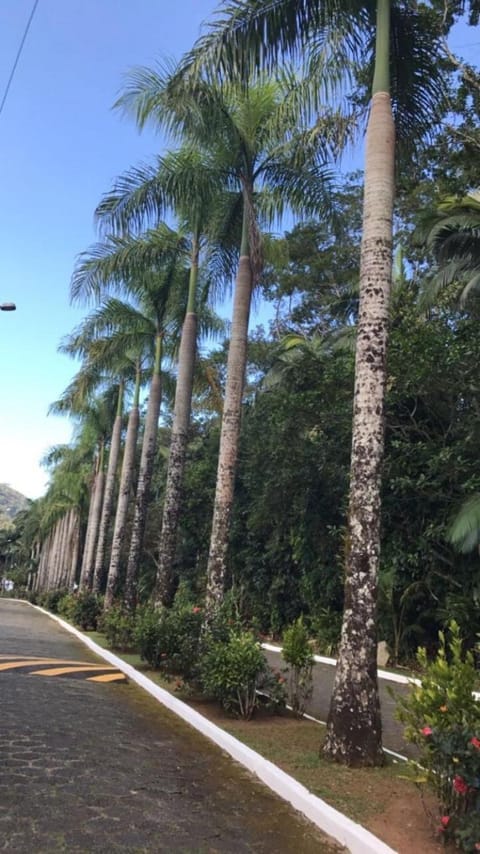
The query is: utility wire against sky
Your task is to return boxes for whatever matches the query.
[0,0,40,118]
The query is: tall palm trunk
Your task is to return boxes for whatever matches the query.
[80,443,105,591]
[104,369,141,609]
[155,240,199,605]
[205,213,252,617]
[92,384,124,593]
[324,0,394,767]
[124,335,163,610]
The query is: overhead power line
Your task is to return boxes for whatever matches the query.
[0,0,40,118]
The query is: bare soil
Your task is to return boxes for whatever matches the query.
[188,698,453,854]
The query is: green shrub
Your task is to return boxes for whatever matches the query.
[200,630,267,719]
[310,608,342,656]
[99,606,137,651]
[134,600,202,679]
[396,621,480,851]
[57,591,103,630]
[39,588,70,614]
[282,616,314,716]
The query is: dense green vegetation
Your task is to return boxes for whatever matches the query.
[2,0,480,774]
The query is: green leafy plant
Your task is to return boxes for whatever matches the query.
[39,588,70,614]
[200,630,267,719]
[282,616,314,717]
[58,591,103,630]
[396,622,480,851]
[134,596,203,679]
[98,605,137,651]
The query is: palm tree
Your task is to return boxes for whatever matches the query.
[49,367,118,591]
[72,227,192,607]
[95,146,232,604]
[421,192,480,304]
[117,67,335,619]
[184,0,447,765]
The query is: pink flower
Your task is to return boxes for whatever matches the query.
[453,776,469,795]
[421,726,433,736]
[475,844,480,851]
[471,737,480,750]
[192,606,201,614]
[440,816,450,828]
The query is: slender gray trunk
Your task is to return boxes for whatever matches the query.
[81,469,105,591]
[124,372,163,610]
[155,312,197,606]
[205,255,252,618]
[323,90,395,767]
[104,405,140,609]
[79,473,97,588]
[93,413,123,593]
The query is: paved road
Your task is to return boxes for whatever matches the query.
[0,600,339,854]
[263,650,413,758]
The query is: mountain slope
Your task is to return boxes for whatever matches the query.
[0,484,29,529]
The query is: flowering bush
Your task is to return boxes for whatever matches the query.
[396,621,480,851]
[282,616,314,717]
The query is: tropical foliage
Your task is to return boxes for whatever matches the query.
[5,0,480,786]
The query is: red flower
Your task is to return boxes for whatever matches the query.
[471,737,480,750]
[453,776,469,795]
[421,726,433,736]
[440,816,450,828]
[192,606,201,614]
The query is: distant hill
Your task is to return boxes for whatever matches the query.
[0,484,29,529]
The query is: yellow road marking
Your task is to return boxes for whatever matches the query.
[87,673,127,683]
[0,659,61,671]
[29,665,116,677]
[0,655,116,668]
[0,655,125,682]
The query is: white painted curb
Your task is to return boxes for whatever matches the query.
[19,601,396,854]
[262,643,421,687]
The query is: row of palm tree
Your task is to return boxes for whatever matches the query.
[29,0,461,767]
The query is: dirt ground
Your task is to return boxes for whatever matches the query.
[187,698,452,854]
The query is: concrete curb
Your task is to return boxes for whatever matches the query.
[262,643,421,687]
[21,601,396,854]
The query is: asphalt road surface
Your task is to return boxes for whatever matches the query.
[0,600,340,853]
[263,649,413,759]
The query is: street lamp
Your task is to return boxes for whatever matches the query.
[0,303,16,311]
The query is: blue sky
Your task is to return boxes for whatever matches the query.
[0,2,479,499]
[0,0,217,498]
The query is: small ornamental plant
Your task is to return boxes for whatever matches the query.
[396,621,480,851]
[200,630,268,719]
[281,616,314,717]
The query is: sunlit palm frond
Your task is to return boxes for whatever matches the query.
[448,495,480,554]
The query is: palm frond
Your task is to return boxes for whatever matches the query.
[448,495,480,554]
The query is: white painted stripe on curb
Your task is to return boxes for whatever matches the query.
[262,643,421,687]
[23,602,396,854]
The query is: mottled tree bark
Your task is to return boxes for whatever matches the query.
[125,362,163,610]
[104,398,140,609]
[93,390,123,593]
[155,312,197,606]
[323,41,395,765]
[205,253,252,618]
[79,469,98,588]
[81,465,105,591]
